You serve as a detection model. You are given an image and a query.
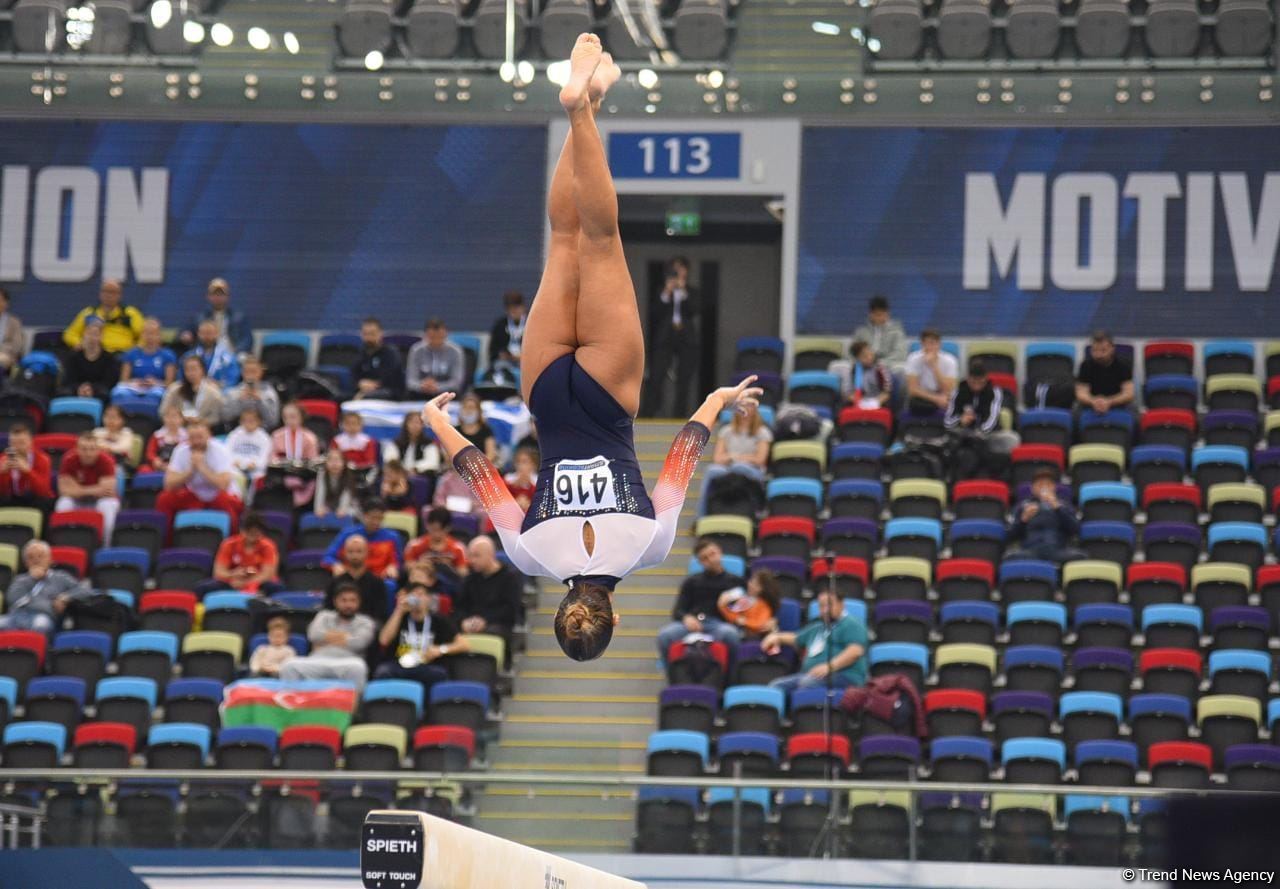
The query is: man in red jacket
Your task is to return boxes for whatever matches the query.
[0,423,53,513]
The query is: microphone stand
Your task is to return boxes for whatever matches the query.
[808,559,840,859]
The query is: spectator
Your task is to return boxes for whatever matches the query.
[141,405,187,473]
[249,615,297,677]
[179,278,253,357]
[353,317,404,401]
[487,291,526,377]
[405,507,469,580]
[1008,469,1086,565]
[655,539,743,662]
[0,423,53,512]
[63,279,144,354]
[226,406,272,495]
[114,317,176,402]
[187,319,241,389]
[313,448,360,519]
[380,460,414,512]
[851,294,909,369]
[456,391,499,463]
[0,540,88,633]
[849,340,894,409]
[157,417,242,534]
[944,358,1021,480]
[717,568,782,640]
[61,317,121,401]
[222,356,280,429]
[504,447,538,512]
[54,430,120,542]
[382,411,441,480]
[514,416,539,459]
[697,401,771,516]
[331,411,378,474]
[405,318,465,397]
[643,256,700,417]
[1076,329,1135,414]
[0,286,25,374]
[94,404,138,469]
[271,402,321,508]
[431,467,485,523]
[762,589,868,693]
[456,536,522,668]
[279,583,376,689]
[905,328,958,416]
[324,535,388,623]
[373,582,469,692]
[213,512,281,594]
[160,354,225,427]
[323,497,402,581]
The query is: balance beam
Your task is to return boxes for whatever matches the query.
[361,810,647,889]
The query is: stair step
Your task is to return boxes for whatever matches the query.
[490,761,645,773]
[504,699,655,719]
[505,713,653,726]
[499,720,654,742]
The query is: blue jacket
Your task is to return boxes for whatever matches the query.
[187,306,253,356]
[1011,498,1079,552]
[322,524,405,570]
[186,342,241,389]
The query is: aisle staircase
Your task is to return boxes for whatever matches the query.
[469,419,699,853]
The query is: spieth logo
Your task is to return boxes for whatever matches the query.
[545,866,567,889]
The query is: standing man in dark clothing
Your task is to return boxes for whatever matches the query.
[487,291,526,379]
[944,359,1020,480]
[655,539,743,661]
[353,317,404,401]
[456,536,523,668]
[1076,330,1134,414]
[1008,469,1086,564]
[644,256,700,417]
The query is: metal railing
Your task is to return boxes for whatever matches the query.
[0,799,45,849]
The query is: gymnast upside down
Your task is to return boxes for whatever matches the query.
[423,33,761,661]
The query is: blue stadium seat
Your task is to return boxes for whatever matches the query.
[766,478,825,520]
[1078,482,1137,524]
[1204,340,1255,376]
[363,679,425,719]
[117,630,180,662]
[1074,739,1139,787]
[173,509,233,537]
[1079,521,1137,565]
[1207,522,1268,571]
[999,559,1058,604]
[96,676,158,710]
[929,736,993,782]
[938,601,999,646]
[646,730,711,773]
[1001,737,1066,783]
[686,553,746,577]
[1073,604,1134,650]
[884,517,943,563]
[1018,408,1073,449]
[1059,691,1124,748]
[1144,375,1198,411]
[715,732,780,776]
[1006,602,1068,648]
[2,721,67,764]
[147,722,213,764]
[868,642,929,688]
[1002,646,1066,698]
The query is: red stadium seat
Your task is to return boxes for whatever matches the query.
[48,509,105,549]
[1148,741,1213,772]
[74,721,138,756]
[952,480,1010,508]
[925,688,987,720]
[49,545,88,578]
[786,733,851,768]
[297,399,339,425]
[413,725,476,760]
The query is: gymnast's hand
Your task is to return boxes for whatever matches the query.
[422,392,456,430]
[712,375,764,415]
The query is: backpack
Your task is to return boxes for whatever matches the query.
[704,470,764,517]
[773,406,822,441]
[68,592,136,640]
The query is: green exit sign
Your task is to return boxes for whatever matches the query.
[665,211,701,236]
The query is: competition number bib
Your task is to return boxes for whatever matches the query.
[553,456,618,513]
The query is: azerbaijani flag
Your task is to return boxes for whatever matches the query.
[221,679,359,733]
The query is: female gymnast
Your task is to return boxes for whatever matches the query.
[423,33,761,661]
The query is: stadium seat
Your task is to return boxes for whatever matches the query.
[1062,560,1122,611]
[259,331,311,380]
[731,641,796,686]
[47,397,103,434]
[24,676,86,734]
[1207,522,1267,571]
[1192,562,1252,612]
[888,478,946,520]
[344,723,407,770]
[873,600,932,645]
[924,689,985,738]
[1078,410,1134,449]
[1079,482,1136,524]
[1142,482,1200,526]
[1144,340,1194,377]
[939,601,999,646]
[180,632,243,684]
[786,732,850,778]
[766,477,824,520]
[0,630,47,693]
[215,726,278,770]
[1068,443,1125,488]
[1206,374,1261,413]
[1071,647,1134,699]
[828,480,883,523]
[722,685,785,737]
[1208,648,1271,703]
[1205,483,1267,525]
[1142,523,1202,570]
[1065,793,1130,866]
[173,510,232,555]
[1140,408,1197,452]
[1204,340,1256,376]
[837,408,893,447]
[95,676,157,739]
[635,787,700,854]
[693,515,753,560]
[948,519,1005,565]
[867,641,929,689]
[2,721,66,768]
[810,556,868,598]
[930,735,992,782]
[758,516,815,561]
[1197,694,1261,768]
[1148,740,1213,788]
[1074,604,1133,650]
[73,721,137,769]
[1208,605,1270,651]
[735,336,785,374]
[1079,522,1136,566]
[1007,602,1068,648]
[658,685,718,735]
[1075,739,1139,787]
[935,558,995,603]
[412,725,476,772]
[280,725,342,770]
[952,479,1009,521]
[146,722,211,769]
[48,631,112,693]
[1193,445,1250,493]
[646,729,710,777]
[1003,645,1065,697]
[999,559,1057,605]
[1002,737,1066,785]
[1130,445,1187,495]
[831,442,884,481]
[1144,374,1198,411]
[716,731,780,779]
[786,371,840,416]
[934,643,996,695]
[1011,444,1064,486]
[884,517,942,562]
[857,735,921,779]
[1202,410,1259,450]
[991,690,1054,745]
[428,681,490,734]
[1224,745,1280,791]
[1059,691,1123,749]
[871,556,931,602]
[139,591,196,637]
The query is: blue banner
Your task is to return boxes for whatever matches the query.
[607,131,742,179]
[798,126,1280,337]
[0,122,547,332]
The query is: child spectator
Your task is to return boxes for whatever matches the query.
[249,616,298,677]
[380,459,414,512]
[314,448,360,519]
[95,404,138,468]
[504,446,538,512]
[331,411,378,473]
[114,316,176,403]
[717,568,782,640]
[141,405,188,474]
[382,411,441,478]
[271,401,321,508]
[226,406,272,496]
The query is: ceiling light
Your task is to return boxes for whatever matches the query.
[247,26,270,50]
[498,60,516,82]
[210,22,232,45]
[546,59,570,87]
[149,0,171,29]
[707,69,724,89]
[283,31,299,54]
[516,60,535,84]
[867,37,882,52]
[364,49,384,70]
[637,68,658,90]
[811,21,840,35]
[183,19,204,42]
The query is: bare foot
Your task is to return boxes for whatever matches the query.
[560,32,602,113]
[589,51,621,109]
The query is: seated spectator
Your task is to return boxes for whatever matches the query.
[187,320,241,389]
[905,328,957,416]
[0,423,53,512]
[141,405,187,474]
[213,512,281,594]
[431,467,485,521]
[697,401,770,517]
[380,460,414,512]
[383,411,442,480]
[325,536,388,623]
[323,497,403,581]
[271,401,321,508]
[1008,469,1086,564]
[0,285,24,375]
[406,507,469,581]
[655,540,744,662]
[405,318,465,397]
[55,431,120,542]
[95,404,138,469]
[1076,329,1134,414]
[0,540,89,634]
[226,406,272,495]
[352,317,404,401]
[717,568,781,640]
[63,279,144,354]
[456,536,522,668]
[313,448,360,519]
[762,589,868,693]
[62,317,121,401]
[222,356,280,429]
[179,278,253,358]
[373,583,469,693]
[249,615,297,677]
[514,417,539,459]
[504,446,538,512]
[849,340,894,409]
[157,417,242,534]
[113,317,176,403]
[944,358,1021,480]
[331,411,378,475]
[851,294,908,369]
[279,583,376,689]
[160,354,225,427]
[456,391,499,463]
[487,291,525,379]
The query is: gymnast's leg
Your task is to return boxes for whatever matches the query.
[559,34,645,418]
